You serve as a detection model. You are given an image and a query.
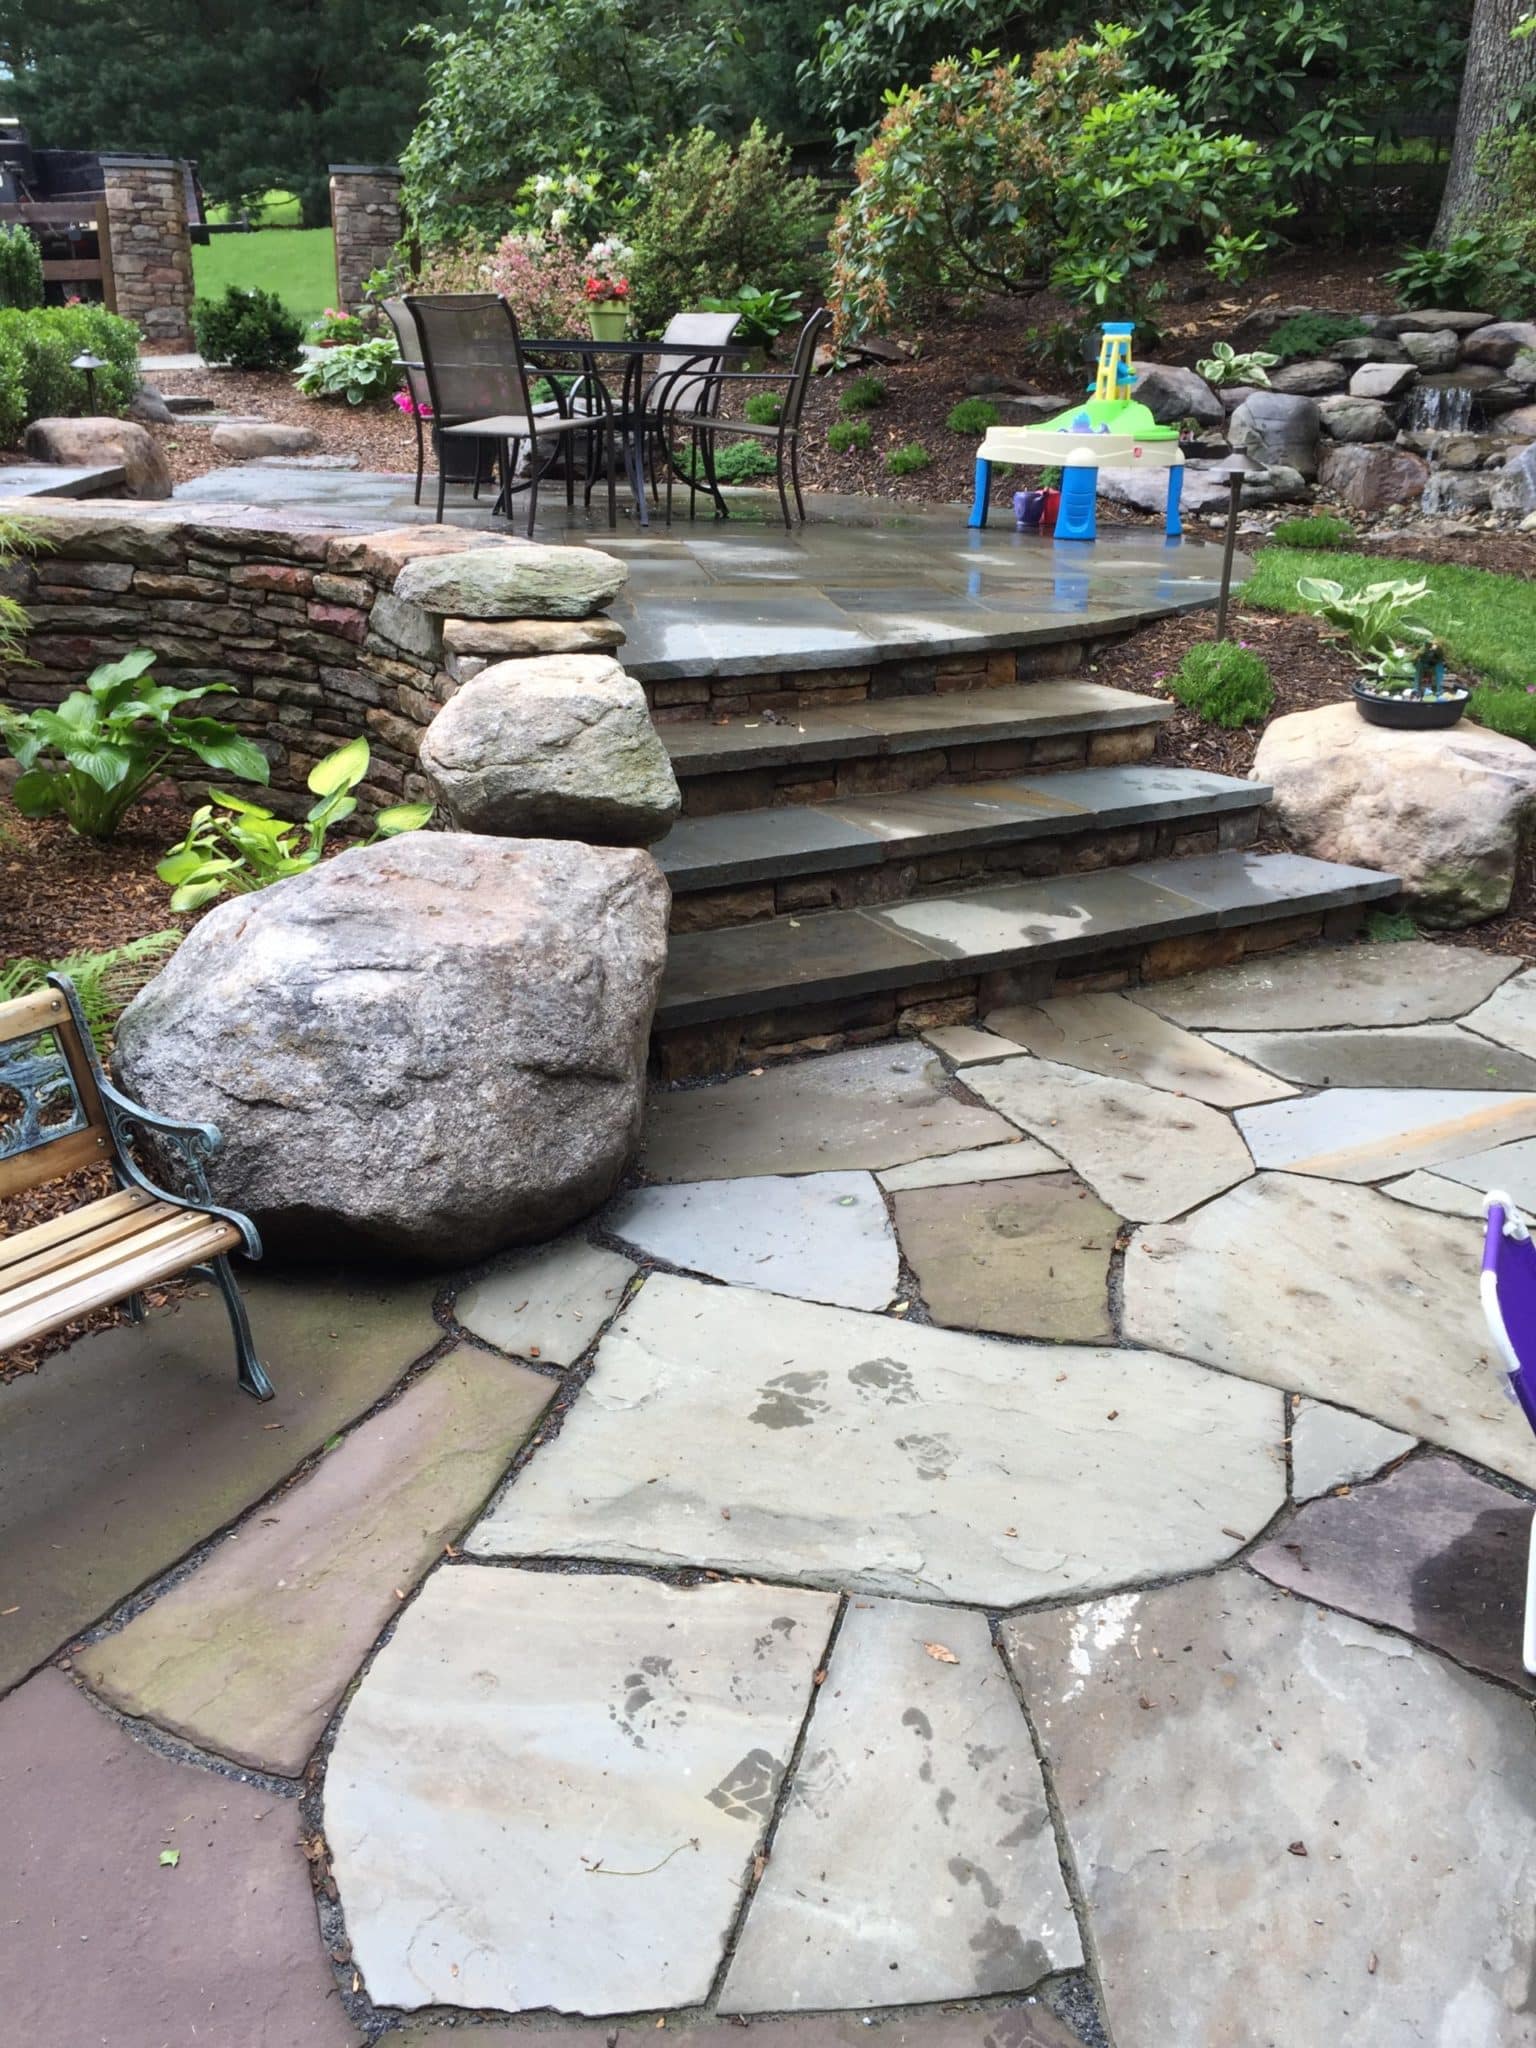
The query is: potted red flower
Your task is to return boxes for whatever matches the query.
[584,243,630,340]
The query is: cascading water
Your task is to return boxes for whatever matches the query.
[1407,380,1478,434]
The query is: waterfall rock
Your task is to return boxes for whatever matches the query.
[1228,391,1323,478]
[1493,446,1536,518]
[1461,322,1536,368]
[1397,329,1462,372]
[1317,442,1428,512]
[1317,396,1396,443]
[1349,361,1418,401]
[1268,359,1347,396]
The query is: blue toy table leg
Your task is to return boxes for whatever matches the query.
[1054,461,1098,543]
[1165,463,1184,539]
[968,455,991,529]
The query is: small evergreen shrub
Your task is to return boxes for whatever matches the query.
[1266,313,1368,362]
[885,441,931,476]
[0,223,44,310]
[0,303,141,433]
[191,286,305,371]
[743,393,782,425]
[826,418,872,454]
[1166,642,1275,728]
[1272,514,1355,550]
[1364,909,1420,943]
[839,372,887,414]
[946,396,1000,433]
[683,440,778,482]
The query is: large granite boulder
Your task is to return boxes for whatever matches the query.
[1494,445,1536,517]
[1130,363,1222,427]
[1495,404,1536,440]
[1228,391,1322,478]
[1317,441,1429,512]
[114,834,670,1262]
[1349,360,1417,400]
[394,543,626,619]
[1254,701,1536,926]
[419,654,680,846]
[1317,395,1396,443]
[23,416,171,498]
[1461,321,1536,368]
[1398,328,1462,372]
[1268,359,1346,396]
[1378,308,1493,335]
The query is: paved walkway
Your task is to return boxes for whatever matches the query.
[6,941,1536,2045]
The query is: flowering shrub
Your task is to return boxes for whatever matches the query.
[310,307,368,345]
[394,389,433,419]
[484,230,592,334]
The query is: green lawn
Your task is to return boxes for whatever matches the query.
[191,227,337,329]
[205,189,305,227]
[1244,545,1536,739]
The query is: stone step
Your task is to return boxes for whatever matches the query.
[0,462,126,500]
[664,679,1169,815]
[653,851,1400,1076]
[657,763,1269,932]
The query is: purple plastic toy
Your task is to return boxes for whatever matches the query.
[1478,1192,1536,1673]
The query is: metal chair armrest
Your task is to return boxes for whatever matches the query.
[95,1077,263,1260]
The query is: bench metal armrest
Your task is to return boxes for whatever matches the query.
[96,1076,263,1260]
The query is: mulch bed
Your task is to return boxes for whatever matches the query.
[146,366,420,486]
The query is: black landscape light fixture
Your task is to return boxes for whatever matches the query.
[70,350,106,414]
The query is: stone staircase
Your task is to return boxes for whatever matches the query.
[641,641,1398,1079]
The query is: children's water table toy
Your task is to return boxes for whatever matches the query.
[968,322,1184,541]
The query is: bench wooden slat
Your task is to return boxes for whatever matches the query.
[0,987,72,1047]
[0,1206,237,1322]
[0,1188,153,1273]
[0,1193,183,1289]
[0,1213,241,1350]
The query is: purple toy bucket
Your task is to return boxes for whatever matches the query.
[1013,489,1046,530]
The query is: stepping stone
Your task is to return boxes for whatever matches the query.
[1252,1452,1535,1691]
[720,1599,1080,2012]
[877,1138,1062,1191]
[390,2005,1092,2047]
[453,1233,635,1364]
[325,1567,836,2015]
[1133,940,1515,1030]
[1289,1398,1415,1501]
[1235,1088,1536,1182]
[893,1173,1118,1341]
[1123,1173,1536,1486]
[965,1056,1253,1221]
[74,1349,553,1777]
[469,1273,1284,1605]
[1381,1170,1488,1219]
[987,992,1294,1107]
[1386,1136,1536,1220]
[0,1272,439,1695]
[2,1670,359,2047]
[1003,1574,1536,2048]
[641,1043,1016,1181]
[1208,1023,1536,1091]
[1463,966,1536,1058]
[607,1171,899,1310]
[922,1024,1021,1065]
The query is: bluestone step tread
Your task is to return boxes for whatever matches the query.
[657,853,1399,1026]
[655,764,1269,892]
[662,680,1169,777]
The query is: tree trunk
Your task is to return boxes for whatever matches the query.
[1434,0,1536,242]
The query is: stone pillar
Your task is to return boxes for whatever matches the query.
[329,165,404,314]
[99,156,195,353]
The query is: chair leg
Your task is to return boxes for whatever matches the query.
[701,432,728,521]
[790,437,807,523]
[125,1291,147,1325]
[606,423,617,527]
[665,436,675,524]
[773,446,792,531]
[413,413,424,507]
[209,1255,274,1401]
[435,450,447,525]
[526,442,541,539]
[688,427,698,522]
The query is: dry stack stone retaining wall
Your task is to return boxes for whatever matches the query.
[99,157,195,353]
[0,503,626,817]
[329,166,404,316]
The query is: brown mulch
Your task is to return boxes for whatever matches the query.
[146,365,420,486]
[1356,531,1536,578]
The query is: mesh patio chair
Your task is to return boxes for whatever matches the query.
[381,297,447,506]
[643,309,741,492]
[1479,1191,1536,1674]
[664,308,831,529]
[405,293,617,533]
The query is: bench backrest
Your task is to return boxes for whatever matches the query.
[0,981,112,1199]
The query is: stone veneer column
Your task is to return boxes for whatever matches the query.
[329,165,404,314]
[98,156,195,353]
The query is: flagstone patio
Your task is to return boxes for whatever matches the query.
[6,939,1536,2047]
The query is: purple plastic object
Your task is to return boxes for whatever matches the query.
[1013,488,1045,530]
[1481,1199,1536,1435]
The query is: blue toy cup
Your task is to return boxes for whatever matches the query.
[1014,489,1046,530]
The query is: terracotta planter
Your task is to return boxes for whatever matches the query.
[587,301,628,341]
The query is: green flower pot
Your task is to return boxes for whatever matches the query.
[587,301,628,341]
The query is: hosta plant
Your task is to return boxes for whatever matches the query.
[1196,341,1278,388]
[0,648,269,839]
[157,735,432,911]
[295,338,401,405]
[1295,575,1434,663]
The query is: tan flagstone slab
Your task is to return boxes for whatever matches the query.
[964,1056,1253,1221]
[325,1567,836,2015]
[922,1024,1022,1065]
[877,1139,1062,1191]
[985,992,1294,1107]
[1123,1173,1536,1486]
[1234,1088,1536,1182]
[1132,941,1516,1030]
[1207,1023,1536,1091]
[1002,1574,1536,2048]
[640,1042,1016,1181]
[2,1670,360,2047]
[893,1172,1118,1341]
[1463,966,1536,1058]
[452,1234,635,1364]
[75,1348,553,1776]
[1288,1398,1416,1500]
[468,1273,1285,1605]
[0,1271,440,1695]
[720,1598,1081,2013]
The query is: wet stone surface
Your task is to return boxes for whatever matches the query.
[1134,939,1516,1031]
[893,1172,1119,1341]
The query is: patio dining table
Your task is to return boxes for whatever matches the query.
[519,336,749,528]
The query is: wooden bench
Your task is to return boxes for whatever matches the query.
[0,973,273,1398]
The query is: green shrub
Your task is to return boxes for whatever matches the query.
[1364,909,1420,943]
[191,285,305,371]
[826,418,872,454]
[0,932,181,1050]
[0,223,43,310]
[624,123,822,336]
[1271,514,1355,549]
[946,396,999,434]
[1386,231,1536,320]
[682,440,779,483]
[698,286,803,353]
[743,392,783,425]
[885,441,931,476]
[1265,312,1367,362]
[1166,641,1275,727]
[0,303,141,431]
[308,308,368,345]
[295,338,401,405]
[840,373,887,414]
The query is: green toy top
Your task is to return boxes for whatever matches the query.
[1033,323,1177,441]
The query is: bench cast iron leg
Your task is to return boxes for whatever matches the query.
[210,1256,274,1401]
[968,456,991,529]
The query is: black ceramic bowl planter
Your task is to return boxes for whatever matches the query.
[1352,679,1470,730]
